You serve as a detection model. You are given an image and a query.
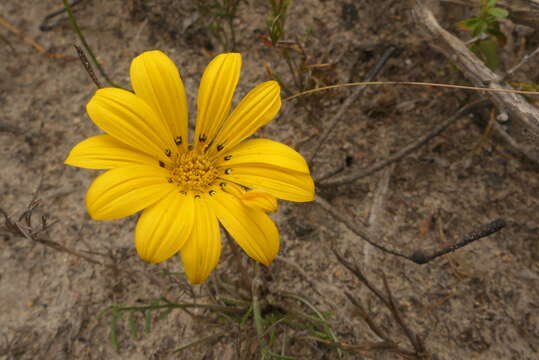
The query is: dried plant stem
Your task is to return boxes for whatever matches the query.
[226,232,252,293]
[15,221,104,266]
[62,0,119,87]
[1,203,112,268]
[0,16,73,60]
[315,195,506,264]
[413,0,539,163]
[251,263,267,354]
[275,256,324,298]
[284,81,539,102]
[308,46,396,164]
[172,331,228,354]
[318,99,490,186]
[74,44,102,88]
[504,45,539,79]
[332,247,427,357]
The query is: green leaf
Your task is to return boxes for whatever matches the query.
[488,7,509,18]
[465,18,481,27]
[457,17,480,31]
[487,0,497,8]
[472,21,487,37]
[478,38,499,71]
[144,311,152,334]
[487,28,507,46]
[110,311,123,350]
[240,304,254,329]
[128,312,138,338]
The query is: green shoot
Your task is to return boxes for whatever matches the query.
[196,0,241,51]
[62,0,120,87]
[267,0,289,46]
[456,0,509,70]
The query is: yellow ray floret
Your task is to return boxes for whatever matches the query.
[65,50,315,284]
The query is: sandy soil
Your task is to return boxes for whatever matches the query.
[1,0,538,359]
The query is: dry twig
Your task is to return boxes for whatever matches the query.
[314,195,506,264]
[308,46,396,164]
[0,16,73,60]
[317,99,490,186]
[412,0,539,164]
[327,246,428,358]
[1,201,109,267]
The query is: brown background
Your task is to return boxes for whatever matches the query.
[1,0,538,359]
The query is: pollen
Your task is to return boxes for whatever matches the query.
[170,149,219,193]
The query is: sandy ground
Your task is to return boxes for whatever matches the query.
[1,0,538,359]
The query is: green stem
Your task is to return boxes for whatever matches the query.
[98,301,244,320]
[62,0,119,88]
[252,263,268,358]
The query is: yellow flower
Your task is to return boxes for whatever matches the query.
[65,51,314,284]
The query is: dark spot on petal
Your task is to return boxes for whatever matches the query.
[224,155,232,161]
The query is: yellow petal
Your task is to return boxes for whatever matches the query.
[194,53,241,148]
[219,181,245,198]
[217,138,310,174]
[130,51,189,151]
[241,191,278,213]
[220,165,315,202]
[87,88,177,160]
[212,189,279,265]
[65,134,157,169]
[180,196,221,284]
[135,192,194,263]
[211,81,281,155]
[86,165,174,220]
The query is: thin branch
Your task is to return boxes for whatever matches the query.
[251,263,267,353]
[317,99,490,186]
[316,195,506,264]
[382,275,425,354]
[62,0,119,87]
[316,194,417,263]
[226,232,252,293]
[413,0,539,164]
[39,0,84,31]
[410,218,507,264]
[1,204,110,268]
[0,16,73,60]
[299,336,418,358]
[14,220,104,266]
[344,291,390,342]
[308,46,396,164]
[330,246,390,306]
[504,45,539,79]
[74,44,102,88]
[172,331,228,354]
[333,246,427,357]
[283,81,539,102]
[275,256,324,298]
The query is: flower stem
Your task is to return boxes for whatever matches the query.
[62,0,120,88]
[251,263,268,356]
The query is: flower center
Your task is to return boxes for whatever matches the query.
[170,149,219,193]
